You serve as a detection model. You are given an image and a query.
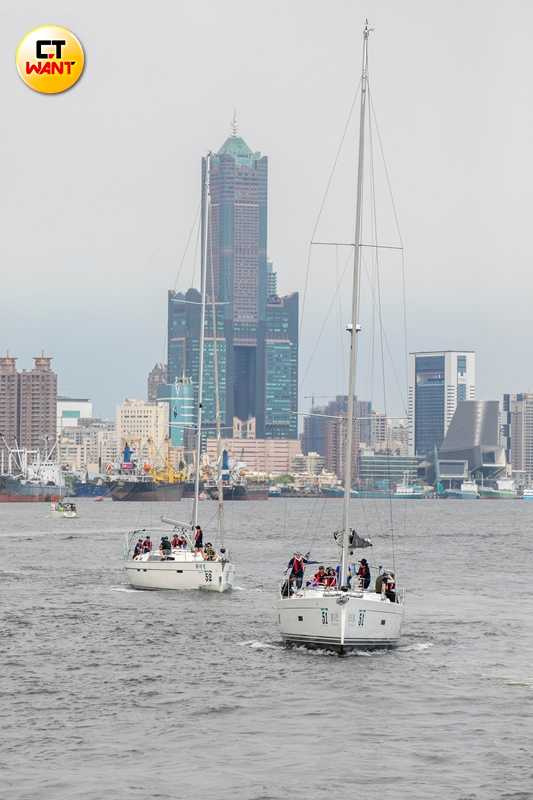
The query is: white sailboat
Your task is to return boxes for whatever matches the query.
[277,22,405,652]
[124,153,235,592]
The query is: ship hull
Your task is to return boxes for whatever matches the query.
[0,478,64,503]
[111,482,184,502]
[207,484,268,501]
[277,590,404,654]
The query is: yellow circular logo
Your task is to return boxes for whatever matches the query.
[16,25,84,94]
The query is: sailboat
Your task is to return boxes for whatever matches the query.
[277,22,405,652]
[124,153,235,592]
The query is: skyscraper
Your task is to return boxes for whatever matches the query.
[168,124,298,442]
[503,393,533,481]
[408,351,476,456]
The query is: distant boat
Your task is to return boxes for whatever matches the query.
[268,485,282,497]
[393,473,426,499]
[521,488,533,501]
[479,478,517,499]
[446,481,479,499]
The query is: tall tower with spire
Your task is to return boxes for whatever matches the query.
[168,121,298,442]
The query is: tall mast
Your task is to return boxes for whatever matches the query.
[340,21,371,586]
[193,152,211,527]
[209,210,225,543]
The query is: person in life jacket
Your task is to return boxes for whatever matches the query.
[324,567,337,588]
[142,535,152,553]
[357,558,371,590]
[133,538,143,558]
[171,533,180,549]
[311,565,327,586]
[286,552,315,589]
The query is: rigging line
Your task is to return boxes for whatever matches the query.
[299,80,362,342]
[190,209,202,291]
[361,256,408,416]
[368,85,396,576]
[369,88,409,417]
[300,249,352,390]
[174,203,201,291]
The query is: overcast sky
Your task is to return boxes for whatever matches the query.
[2,0,532,419]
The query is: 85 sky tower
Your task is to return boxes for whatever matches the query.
[168,121,298,441]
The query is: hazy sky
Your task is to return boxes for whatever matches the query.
[2,0,533,419]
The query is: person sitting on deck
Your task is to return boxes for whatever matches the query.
[160,536,171,556]
[203,542,217,561]
[171,533,180,549]
[309,565,326,586]
[286,552,315,590]
[133,538,143,559]
[375,570,386,595]
[142,535,152,553]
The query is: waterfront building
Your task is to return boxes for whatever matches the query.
[0,355,19,468]
[147,363,167,403]
[57,396,93,435]
[116,399,169,464]
[58,418,118,474]
[358,451,420,488]
[168,124,298,444]
[0,354,58,468]
[408,351,476,456]
[301,396,371,482]
[206,437,301,476]
[291,451,325,475]
[436,400,505,486]
[503,392,533,482]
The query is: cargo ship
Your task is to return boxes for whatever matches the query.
[109,444,185,502]
[0,449,64,502]
[0,475,64,502]
[111,477,185,502]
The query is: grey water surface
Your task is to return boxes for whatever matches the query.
[1,498,532,800]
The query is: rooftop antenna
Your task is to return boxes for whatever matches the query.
[231,109,238,136]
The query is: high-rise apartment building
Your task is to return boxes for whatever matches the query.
[168,126,298,443]
[0,354,57,467]
[0,355,19,465]
[408,351,475,456]
[503,393,533,481]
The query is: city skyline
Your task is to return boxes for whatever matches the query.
[3,2,533,418]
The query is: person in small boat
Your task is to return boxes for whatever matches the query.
[203,542,217,561]
[310,565,326,586]
[286,552,315,590]
[324,567,337,588]
[194,525,203,552]
[133,538,143,558]
[160,536,171,556]
[142,535,152,553]
[384,572,396,603]
[357,558,371,590]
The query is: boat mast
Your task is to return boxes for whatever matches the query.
[209,207,225,543]
[192,152,211,528]
[340,21,371,586]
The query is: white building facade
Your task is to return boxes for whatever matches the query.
[57,396,93,435]
[116,399,169,464]
[408,351,476,456]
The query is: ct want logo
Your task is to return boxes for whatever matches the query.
[16,25,85,94]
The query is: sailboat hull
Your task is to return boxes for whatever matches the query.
[125,557,234,592]
[276,590,404,653]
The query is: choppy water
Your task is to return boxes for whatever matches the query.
[1,497,532,800]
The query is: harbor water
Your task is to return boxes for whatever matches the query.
[1,498,532,800]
